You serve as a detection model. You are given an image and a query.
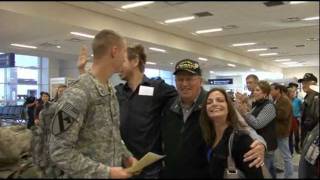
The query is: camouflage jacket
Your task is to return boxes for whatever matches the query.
[32,102,58,177]
[49,73,132,178]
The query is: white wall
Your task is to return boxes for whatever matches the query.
[283,67,319,83]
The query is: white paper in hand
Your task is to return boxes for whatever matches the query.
[125,152,165,173]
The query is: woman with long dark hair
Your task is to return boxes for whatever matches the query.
[200,88,263,178]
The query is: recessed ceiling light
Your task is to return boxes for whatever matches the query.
[259,53,278,56]
[114,8,126,12]
[149,47,166,53]
[227,63,236,67]
[210,71,215,74]
[306,37,319,41]
[302,16,319,21]
[282,61,298,65]
[231,42,256,47]
[146,61,157,65]
[10,43,37,49]
[195,28,223,34]
[70,32,94,39]
[170,62,174,65]
[91,54,93,57]
[198,57,208,61]
[250,68,256,71]
[287,64,303,67]
[247,48,268,52]
[289,1,307,4]
[56,45,61,48]
[121,1,154,9]
[274,58,291,62]
[164,16,195,24]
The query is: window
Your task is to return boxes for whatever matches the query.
[145,68,175,86]
[0,54,48,106]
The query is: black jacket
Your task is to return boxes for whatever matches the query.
[115,76,177,159]
[160,88,210,178]
[301,90,319,131]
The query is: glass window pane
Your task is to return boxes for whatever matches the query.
[17,68,39,82]
[145,68,160,78]
[15,54,39,68]
[17,85,39,96]
[0,68,4,83]
[0,84,4,106]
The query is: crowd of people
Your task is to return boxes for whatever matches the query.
[23,29,318,179]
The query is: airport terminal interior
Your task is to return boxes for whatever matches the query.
[0,1,319,179]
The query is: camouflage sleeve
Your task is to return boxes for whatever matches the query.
[31,126,43,167]
[49,88,110,178]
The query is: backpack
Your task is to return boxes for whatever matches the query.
[0,125,42,178]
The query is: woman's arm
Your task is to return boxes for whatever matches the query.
[244,103,276,129]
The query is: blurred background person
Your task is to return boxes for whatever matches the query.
[34,92,50,126]
[53,85,67,102]
[287,87,302,154]
[236,80,277,178]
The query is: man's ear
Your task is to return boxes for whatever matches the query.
[132,58,139,68]
[111,46,118,58]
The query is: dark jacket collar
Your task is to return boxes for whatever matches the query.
[123,75,152,91]
[170,88,207,114]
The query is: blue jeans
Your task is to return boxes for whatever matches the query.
[265,151,276,178]
[277,137,294,178]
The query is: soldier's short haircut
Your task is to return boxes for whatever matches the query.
[246,74,259,82]
[92,29,123,59]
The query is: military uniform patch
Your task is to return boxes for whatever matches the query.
[51,102,79,136]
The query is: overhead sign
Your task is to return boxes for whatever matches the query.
[208,78,233,85]
[0,53,15,68]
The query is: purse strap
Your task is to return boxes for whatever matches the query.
[226,130,237,173]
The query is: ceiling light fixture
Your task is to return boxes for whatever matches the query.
[198,57,208,61]
[70,32,94,39]
[287,64,303,67]
[306,37,319,41]
[247,48,268,52]
[195,28,223,34]
[231,42,256,47]
[170,62,174,65]
[282,61,298,65]
[146,62,157,65]
[210,71,215,74]
[149,47,166,53]
[121,1,154,9]
[227,63,236,67]
[302,16,319,21]
[10,43,37,49]
[274,58,291,62]
[196,28,223,34]
[164,16,195,23]
[289,1,307,4]
[250,68,256,71]
[259,53,278,56]
[56,46,61,48]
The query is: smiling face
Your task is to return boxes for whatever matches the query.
[206,90,229,123]
[175,71,202,103]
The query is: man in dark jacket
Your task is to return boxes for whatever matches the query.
[298,73,319,148]
[160,59,267,178]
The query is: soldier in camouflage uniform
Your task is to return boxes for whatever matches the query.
[49,29,136,179]
[32,102,60,178]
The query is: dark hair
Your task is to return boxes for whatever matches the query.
[41,92,50,98]
[246,74,259,81]
[200,88,247,145]
[288,82,298,88]
[271,83,286,94]
[128,44,147,72]
[257,80,271,95]
[54,84,67,101]
[92,29,123,59]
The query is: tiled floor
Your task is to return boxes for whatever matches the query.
[276,152,300,178]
